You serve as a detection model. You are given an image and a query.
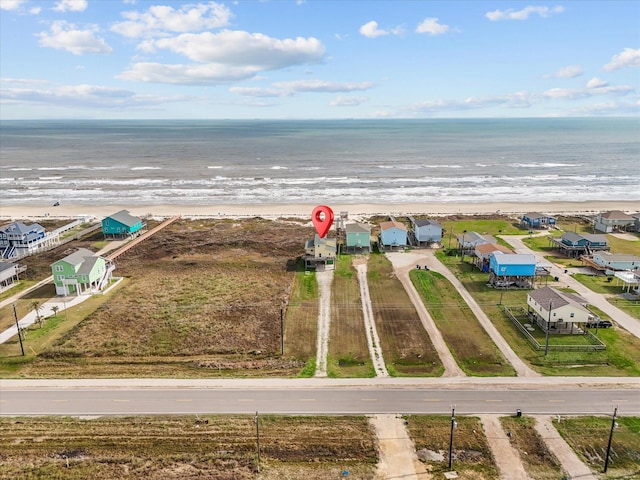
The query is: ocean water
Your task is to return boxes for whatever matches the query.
[0,118,638,206]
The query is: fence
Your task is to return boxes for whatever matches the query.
[503,306,606,352]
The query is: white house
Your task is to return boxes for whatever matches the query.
[527,286,595,332]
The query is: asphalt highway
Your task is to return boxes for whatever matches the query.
[1,385,638,417]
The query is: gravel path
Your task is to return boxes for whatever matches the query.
[356,261,389,377]
[533,415,598,480]
[370,414,426,480]
[386,252,465,377]
[314,270,333,377]
[480,415,532,480]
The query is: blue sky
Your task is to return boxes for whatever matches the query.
[1,0,638,119]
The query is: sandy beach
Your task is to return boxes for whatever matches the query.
[1,200,639,222]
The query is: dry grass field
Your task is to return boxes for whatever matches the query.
[2,218,316,377]
[404,414,499,478]
[0,415,377,480]
[367,254,444,376]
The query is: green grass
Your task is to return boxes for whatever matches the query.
[555,416,640,478]
[410,269,515,376]
[436,251,640,376]
[328,256,375,378]
[285,268,318,364]
[366,254,444,377]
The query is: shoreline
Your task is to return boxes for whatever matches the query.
[1,200,639,222]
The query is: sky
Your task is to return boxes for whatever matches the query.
[0,0,639,119]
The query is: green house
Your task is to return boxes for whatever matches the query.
[345,223,372,252]
[101,210,145,238]
[51,248,114,295]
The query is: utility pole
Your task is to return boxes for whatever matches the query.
[544,300,552,356]
[448,405,456,470]
[604,406,618,473]
[280,303,285,355]
[12,304,25,356]
[254,411,261,473]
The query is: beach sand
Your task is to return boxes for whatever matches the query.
[1,200,639,222]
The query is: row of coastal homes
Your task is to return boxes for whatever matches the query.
[0,222,58,260]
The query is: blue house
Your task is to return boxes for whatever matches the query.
[0,222,46,259]
[101,210,145,239]
[550,232,609,257]
[379,220,407,250]
[521,212,557,229]
[489,253,537,288]
[410,217,442,245]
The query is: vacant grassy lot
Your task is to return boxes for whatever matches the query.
[404,414,499,478]
[1,219,316,378]
[367,254,443,376]
[0,415,377,480]
[284,265,318,376]
[328,255,374,378]
[436,252,640,376]
[500,416,565,480]
[555,416,640,478]
[410,269,515,376]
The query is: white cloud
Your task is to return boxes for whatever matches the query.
[416,18,450,36]
[273,79,373,93]
[0,83,181,110]
[37,21,112,55]
[544,65,583,78]
[587,77,608,89]
[330,95,369,107]
[359,21,388,38]
[53,0,88,12]
[486,5,564,21]
[148,30,325,68]
[29,6,41,14]
[111,2,232,38]
[603,48,640,71]
[118,62,261,85]
[229,80,374,98]
[229,87,287,98]
[0,0,27,10]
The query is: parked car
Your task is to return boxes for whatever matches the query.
[586,320,613,329]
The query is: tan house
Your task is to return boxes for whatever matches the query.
[594,210,636,233]
[527,286,596,333]
[304,235,337,270]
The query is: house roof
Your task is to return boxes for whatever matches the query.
[55,248,97,267]
[599,210,635,221]
[413,219,441,228]
[562,232,607,244]
[104,209,141,227]
[0,262,15,273]
[308,234,337,248]
[491,253,536,265]
[528,286,590,314]
[346,223,371,234]
[1,222,45,235]
[379,221,407,231]
[595,252,640,262]
[77,256,102,275]
[475,243,513,255]
[523,212,554,219]
[457,231,495,245]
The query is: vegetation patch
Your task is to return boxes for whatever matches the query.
[0,415,377,480]
[404,414,499,478]
[410,269,515,376]
[367,254,443,376]
[500,416,565,479]
[555,416,640,478]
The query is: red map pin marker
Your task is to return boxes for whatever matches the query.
[312,205,334,238]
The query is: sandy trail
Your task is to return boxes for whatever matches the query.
[356,261,389,377]
[314,270,333,377]
[480,415,532,480]
[370,414,427,480]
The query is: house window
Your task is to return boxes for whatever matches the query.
[57,275,64,281]
[105,220,109,226]
[55,265,63,272]
[570,313,575,318]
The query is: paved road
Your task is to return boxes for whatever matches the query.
[2,378,638,416]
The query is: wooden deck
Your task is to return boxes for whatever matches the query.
[106,216,180,262]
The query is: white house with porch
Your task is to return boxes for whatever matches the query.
[527,286,596,333]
